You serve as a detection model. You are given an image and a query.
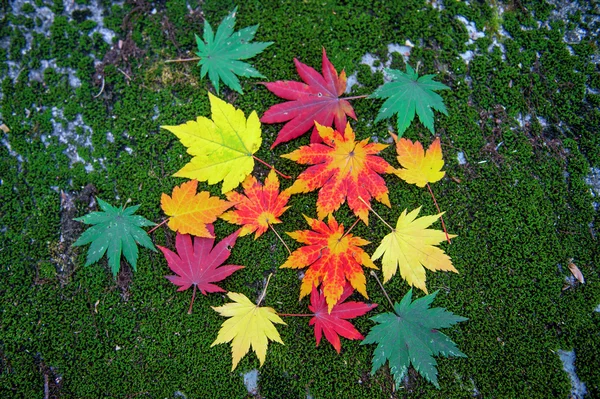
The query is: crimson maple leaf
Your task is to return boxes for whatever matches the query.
[282,122,394,224]
[220,169,290,238]
[309,283,377,353]
[261,48,357,148]
[158,226,244,314]
[281,214,377,312]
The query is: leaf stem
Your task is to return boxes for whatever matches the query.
[277,313,313,317]
[187,285,197,315]
[340,94,368,101]
[257,273,273,306]
[164,57,201,64]
[148,218,169,234]
[426,183,451,244]
[269,224,292,256]
[357,196,394,231]
[370,271,395,311]
[341,218,361,239]
[252,155,291,179]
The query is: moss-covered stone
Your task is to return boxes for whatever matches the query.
[0,0,598,397]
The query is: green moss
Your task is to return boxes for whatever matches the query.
[1,0,599,397]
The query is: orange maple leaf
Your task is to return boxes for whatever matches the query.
[282,122,394,224]
[281,214,377,312]
[161,180,233,238]
[220,169,290,238]
[393,135,445,187]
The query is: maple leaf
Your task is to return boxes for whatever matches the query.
[157,227,243,314]
[281,214,376,312]
[73,198,156,276]
[161,93,262,194]
[261,48,357,148]
[362,289,467,388]
[220,169,290,238]
[211,292,286,371]
[392,135,445,188]
[282,122,394,224]
[309,282,377,353]
[195,7,273,94]
[371,207,457,293]
[371,65,449,137]
[161,180,233,238]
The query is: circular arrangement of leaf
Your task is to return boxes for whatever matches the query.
[73,7,466,390]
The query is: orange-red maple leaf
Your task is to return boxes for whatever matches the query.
[281,214,377,312]
[392,134,445,187]
[261,48,357,148]
[161,180,232,238]
[220,169,290,238]
[282,122,394,224]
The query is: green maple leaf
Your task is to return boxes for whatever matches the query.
[361,289,467,389]
[73,198,157,276]
[371,65,449,137]
[195,7,273,94]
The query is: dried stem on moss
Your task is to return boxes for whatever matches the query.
[148,218,169,234]
[165,57,201,63]
[252,156,291,179]
[426,183,451,243]
[370,270,395,311]
[357,196,394,231]
[269,224,291,256]
[257,273,273,306]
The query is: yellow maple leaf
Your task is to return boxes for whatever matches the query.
[392,134,445,187]
[371,207,457,293]
[211,292,286,371]
[161,93,262,193]
[160,180,232,237]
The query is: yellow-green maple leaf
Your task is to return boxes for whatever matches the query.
[211,292,286,371]
[161,93,262,193]
[371,207,457,293]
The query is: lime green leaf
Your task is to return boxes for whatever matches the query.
[362,289,467,389]
[161,93,262,194]
[371,65,449,137]
[73,198,156,276]
[196,7,273,94]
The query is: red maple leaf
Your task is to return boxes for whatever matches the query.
[309,283,377,353]
[158,225,244,314]
[261,48,357,148]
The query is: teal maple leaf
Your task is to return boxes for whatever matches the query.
[73,198,156,276]
[195,7,273,94]
[371,65,449,137]
[362,289,467,389]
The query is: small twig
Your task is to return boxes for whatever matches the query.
[358,196,394,231]
[187,285,197,315]
[44,373,49,399]
[340,94,368,101]
[269,224,292,256]
[277,313,313,317]
[370,271,395,311]
[164,57,201,63]
[252,155,291,179]
[257,273,273,306]
[93,77,105,98]
[426,183,451,243]
[341,218,361,239]
[117,68,132,81]
[148,218,169,234]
